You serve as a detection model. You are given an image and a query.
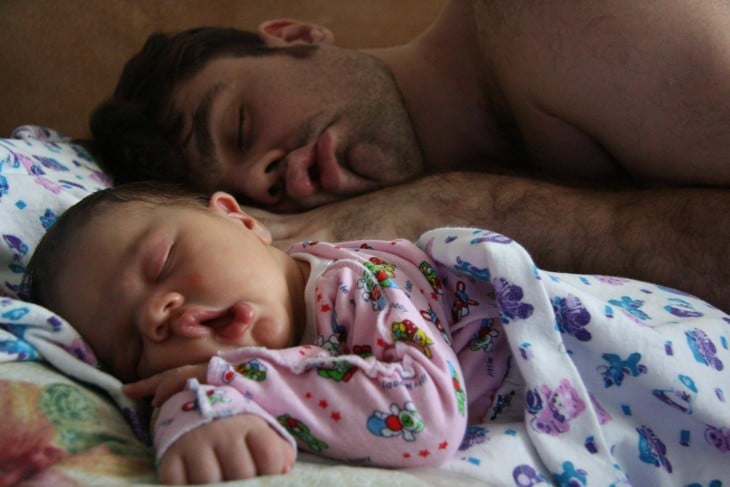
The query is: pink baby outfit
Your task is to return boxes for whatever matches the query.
[153,230,513,467]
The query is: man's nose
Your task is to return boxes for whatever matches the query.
[238,149,286,206]
[138,290,185,342]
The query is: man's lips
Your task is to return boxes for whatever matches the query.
[284,128,341,199]
[314,128,341,193]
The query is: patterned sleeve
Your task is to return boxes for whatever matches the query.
[206,256,467,468]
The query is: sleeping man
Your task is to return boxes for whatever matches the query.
[89,0,730,311]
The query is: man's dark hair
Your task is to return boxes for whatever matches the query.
[89,27,272,186]
[24,181,208,309]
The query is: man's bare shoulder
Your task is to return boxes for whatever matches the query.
[469,0,730,185]
[470,0,730,72]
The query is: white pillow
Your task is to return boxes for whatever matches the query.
[0,127,148,440]
[0,125,111,299]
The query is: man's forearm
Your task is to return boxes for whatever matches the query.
[261,171,727,309]
[393,172,729,310]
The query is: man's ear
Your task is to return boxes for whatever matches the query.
[208,192,272,244]
[258,19,335,47]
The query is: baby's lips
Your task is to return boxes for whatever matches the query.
[215,302,255,341]
[173,308,215,337]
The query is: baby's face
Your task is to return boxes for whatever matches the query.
[53,195,304,382]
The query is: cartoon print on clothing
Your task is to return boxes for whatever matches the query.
[33,155,68,172]
[494,277,533,323]
[513,464,548,486]
[552,294,591,341]
[234,359,268,382]
[636,425,672,473]
[39,208,58,230]
[391,319,434,358]
[597,352,647,388]
[551,461,588,487]
[278,414,328,453]
[704,425,730,452]
[452,280,479,323]
[448,361,466,416]
[317,310,347,354]
[664,298,704,318]
[652,374,696,414]
[363,257,398,288]
[420,306,451,344]
[418,260,443,297]
[468,318,500,352]
[357,268,387,311]
[18,153,44,175]
[453,256,491,281]
[221,360,267,383]
[468,229,513,245]
[182,388,230,413]
[316,344,373,382]
[526,379,586,435]
[685,328,724,370]
[316,360,357,382]
[367,401,425,442]
[459,425,487,450]
[0,337,37,360]
[3,234,29,257]
[608,296,650,321]
[489,389,516,420]
[352,344,373,358]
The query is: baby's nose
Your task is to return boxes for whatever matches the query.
[138,291,184,342]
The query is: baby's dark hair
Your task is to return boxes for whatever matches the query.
[24,181,209,310]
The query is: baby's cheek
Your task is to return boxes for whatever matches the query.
[185,272,203,288]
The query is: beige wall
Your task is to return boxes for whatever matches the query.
[0,0,444,139]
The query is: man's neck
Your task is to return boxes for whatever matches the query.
[367,0,506,173]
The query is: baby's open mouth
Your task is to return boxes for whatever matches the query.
[201,304,252,341]
[201,308,235,330]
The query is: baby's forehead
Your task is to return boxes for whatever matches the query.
[97,197,208,217]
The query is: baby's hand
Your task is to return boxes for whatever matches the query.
[158,413,295,484]
[123,363,208,407]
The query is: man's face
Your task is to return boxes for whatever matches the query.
[170,44,424,212]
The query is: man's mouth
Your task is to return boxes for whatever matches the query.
[314,128,341,193]
[284,128,340,201]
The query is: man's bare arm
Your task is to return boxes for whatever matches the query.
[247,172,729,311]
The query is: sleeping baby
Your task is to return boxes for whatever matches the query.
[24,181,730,485]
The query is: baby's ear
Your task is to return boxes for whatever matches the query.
[208,192,272,244]
[258,19,334,46]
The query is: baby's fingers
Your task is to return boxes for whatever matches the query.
[124,363,208,407]
[157,451,188,485]
[123,374,163,399]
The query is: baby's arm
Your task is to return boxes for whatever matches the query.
[126,375,297,483]
[157,412,294,484]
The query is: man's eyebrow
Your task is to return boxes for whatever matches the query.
[181,82,228,163]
